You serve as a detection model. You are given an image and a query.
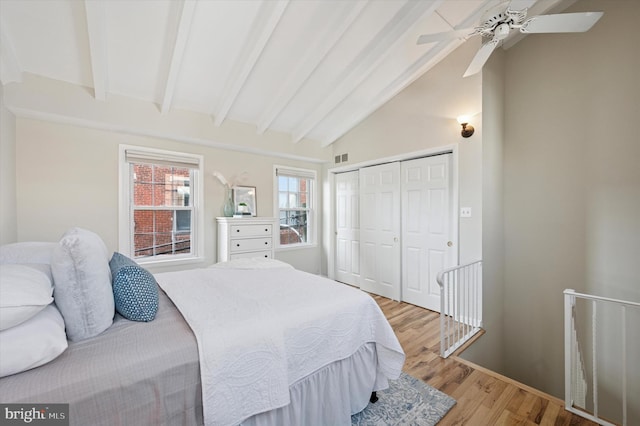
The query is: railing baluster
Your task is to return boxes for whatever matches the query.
[621,305,627,426]
[436,260,483,358]
[592,300,598,419]
[563,289,638,426]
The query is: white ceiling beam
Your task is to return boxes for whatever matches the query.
[320,0,495,146]
[255,0,367,135]
[212,0,289,127]
[321,40,465,146]
[160,0,197,114]
[291,0,444,144]
[0,21,22,85]
[84,0,108,101]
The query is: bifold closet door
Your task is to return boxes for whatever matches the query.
[359,162,401,300]
[335,171,360,287]
[401,154,454,312]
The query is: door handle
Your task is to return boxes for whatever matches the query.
[447,241,453,247]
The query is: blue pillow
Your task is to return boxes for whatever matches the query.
[109,252,158,322]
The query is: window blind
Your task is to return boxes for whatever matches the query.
[125,149,200,169]
[275,167,316,179]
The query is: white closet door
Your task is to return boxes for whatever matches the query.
[401,154,454,311]
[359,162,401,300]
[335,171,360,286]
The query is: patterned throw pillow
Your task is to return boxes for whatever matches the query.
[109,253,158,322]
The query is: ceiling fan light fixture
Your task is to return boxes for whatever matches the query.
[494,23,511,40]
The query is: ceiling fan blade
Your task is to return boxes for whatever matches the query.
[463,39,499,78]
[507,0,536,12]
[417,28,475,45]
[520,11,603,33]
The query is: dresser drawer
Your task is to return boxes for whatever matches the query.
[216,217,276,263]
[230,250,272,260]
[230,237,272,252]
[230,224,273,237]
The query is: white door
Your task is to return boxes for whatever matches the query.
[335,171,360,286]
[359,162,401,300]
[401,154,455,311]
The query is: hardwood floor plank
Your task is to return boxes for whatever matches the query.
[371,294,599,426]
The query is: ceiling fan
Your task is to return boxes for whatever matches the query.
[417,1,603,77]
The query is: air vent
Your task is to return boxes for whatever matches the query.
[335,155,341,164]
[341,153,348,162]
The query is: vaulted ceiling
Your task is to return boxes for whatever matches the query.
[0,0,569,147]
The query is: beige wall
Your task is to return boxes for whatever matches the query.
[5,74,329,163]
[501,0,640,413]
[329,39,484,269]
[460,48,507,373]
[14,118,324,275]
[0,85,17,244]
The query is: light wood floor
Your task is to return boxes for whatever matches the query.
[373,295,598,426]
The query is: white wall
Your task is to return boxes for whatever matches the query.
[501,0,640,414]
[0,85,17,244]
[14,118,324,274]
[328,40,484,273]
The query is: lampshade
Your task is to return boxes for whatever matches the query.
[457,115,471,125]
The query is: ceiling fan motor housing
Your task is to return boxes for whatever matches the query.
[494,23,511,40]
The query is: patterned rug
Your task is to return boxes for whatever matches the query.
[351,373,456,425]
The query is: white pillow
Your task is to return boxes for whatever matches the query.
[0,264,54,331]
[0,242,58,264]
[51,227,114,342]
[0,303,68,378]
[210,258,294,270]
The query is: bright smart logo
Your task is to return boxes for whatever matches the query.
[0,404,68,425]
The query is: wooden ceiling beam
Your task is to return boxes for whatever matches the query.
[212,0,289,127]
[291,0,444,144]
[160,0,197,115]
[0,21,22,85]
[320,0,494,146]
[84,0,108,101]
[321,39,465,147]
[255,0,367,135]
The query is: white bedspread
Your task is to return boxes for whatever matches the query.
[155,265,404,426]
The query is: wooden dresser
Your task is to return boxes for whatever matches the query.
[216,217,278,262]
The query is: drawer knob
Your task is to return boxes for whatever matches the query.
[265,228,268,232]
[236,243,240,247]
[264,255,268,258]
[236,229,240,232]
[264,242,268,245]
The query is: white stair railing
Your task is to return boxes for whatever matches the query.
[564,289,640,426]
[436,260,482,358]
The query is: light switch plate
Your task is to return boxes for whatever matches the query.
[460,207,472,218]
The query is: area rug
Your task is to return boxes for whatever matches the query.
[351,373,456,425]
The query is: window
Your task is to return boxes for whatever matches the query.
[119,146,203,264]
[274,166,316,247]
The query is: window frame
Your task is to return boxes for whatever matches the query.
[119,145,204,266]
[273,165,317,250]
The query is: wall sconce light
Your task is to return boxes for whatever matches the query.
[457,115,474,138]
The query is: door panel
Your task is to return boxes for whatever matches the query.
[401,154,454,311]
[359,162,401,300]
[335,171,360,286]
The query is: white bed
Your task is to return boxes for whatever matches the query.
[156,260,405,426]
[0,240,404,426]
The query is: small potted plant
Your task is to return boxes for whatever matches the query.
[238,202,248,213]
